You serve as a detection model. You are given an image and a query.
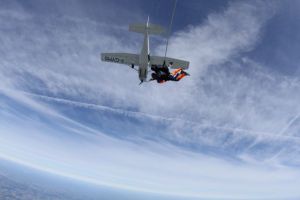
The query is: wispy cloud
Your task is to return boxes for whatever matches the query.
[1,88,300,199]
[0,0,300,199]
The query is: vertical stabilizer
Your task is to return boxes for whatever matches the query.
[147,16,149,28]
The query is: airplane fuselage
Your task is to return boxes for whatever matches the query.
[138,21,150,82]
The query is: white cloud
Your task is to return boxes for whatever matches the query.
[1,93,300,199]
[1,0,300,198]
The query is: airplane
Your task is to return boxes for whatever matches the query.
[101,18,189,84]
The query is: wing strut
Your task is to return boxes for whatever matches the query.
[163,0,178,67]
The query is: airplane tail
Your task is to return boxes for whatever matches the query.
[129,23,165,35]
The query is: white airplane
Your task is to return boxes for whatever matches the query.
[101,18,189,83]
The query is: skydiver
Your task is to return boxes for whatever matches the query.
[150,64,189,83]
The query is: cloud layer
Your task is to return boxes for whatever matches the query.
[1,0,300,199]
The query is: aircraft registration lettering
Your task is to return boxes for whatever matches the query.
[105,56,124,63]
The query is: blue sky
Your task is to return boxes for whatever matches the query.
[1,0,300,199]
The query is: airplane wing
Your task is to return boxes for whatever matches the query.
[101,53,139,66]
[150,56,189,69]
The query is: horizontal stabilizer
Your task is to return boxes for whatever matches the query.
[129,23,165,35]
[150,56,189,69]
[101,53,139,66]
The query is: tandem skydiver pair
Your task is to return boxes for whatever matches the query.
[150,64,189,83]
